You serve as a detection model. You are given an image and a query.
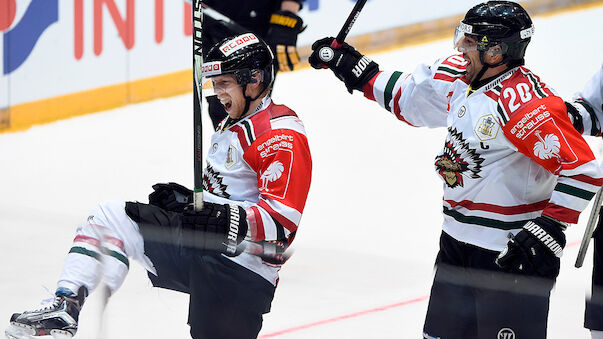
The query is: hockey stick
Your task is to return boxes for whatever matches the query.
[192,0,204,212]
[575,186,603,268]
[202,3,248,34]
[330,0,368,49]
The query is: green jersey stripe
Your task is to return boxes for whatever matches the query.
[69,246,101,261]
[497,103,508,124]
[104,249,130,268]
[384,71,403,112]
[437,66,465,75]
[443,207,528,230]
[526,72,547,98]
[555,183,596,200]
[241,120,255,144]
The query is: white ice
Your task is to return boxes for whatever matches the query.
[1,5,603,339]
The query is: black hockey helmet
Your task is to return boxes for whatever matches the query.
[454,1,534,65]
[202,32,275,90]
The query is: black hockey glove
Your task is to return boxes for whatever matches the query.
[266,10,305,72]
[182,202,248,257]
[496,216,566,279]
[309,37,379,94]
[148,182,192,213]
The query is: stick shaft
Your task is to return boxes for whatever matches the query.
[202,4,248,34]
[331,0,368,48]
[192,0,204,211]
[575,187,603,268]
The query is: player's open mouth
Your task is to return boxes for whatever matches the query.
[220,98,232,111]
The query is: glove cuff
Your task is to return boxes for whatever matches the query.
[524,216,566,257]
[223,205,248,256]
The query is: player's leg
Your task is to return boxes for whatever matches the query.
[586,223,603,336]
[124,201,193,294]
[472,248,553,339]
[423,232,478,339]
[6,199,155,338]
[187,254,276,339]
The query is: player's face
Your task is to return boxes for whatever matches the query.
[457,35,483,82]
[212,74,246,119]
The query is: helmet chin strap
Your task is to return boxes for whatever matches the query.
[472,50,509,87]
[239,82,267,118]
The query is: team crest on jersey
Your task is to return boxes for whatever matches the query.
[202,164,230,198]
[533,130,560,160]
[435,128,484,188]
[225,145,239,169]
[474,114,500,141]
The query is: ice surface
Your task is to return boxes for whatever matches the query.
[1,5,602,338]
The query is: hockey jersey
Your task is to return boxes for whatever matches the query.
[202,96,312,285]
[363,55,603,251]
[567,65,603,136]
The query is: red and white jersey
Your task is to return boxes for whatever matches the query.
[363,55,603,251]
[203,96,312,285]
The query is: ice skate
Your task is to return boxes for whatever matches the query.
[5,287,87,339]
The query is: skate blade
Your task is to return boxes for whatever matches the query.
[5,324,73,339]
[49,330,73,339]
[5,322,35,339]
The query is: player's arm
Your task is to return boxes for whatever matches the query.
[309,38,449,128]
[496,96,603,278]
[503,97,603,223]
[243,128,312,247]
[566,67,603,137]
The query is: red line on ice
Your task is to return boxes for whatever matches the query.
[259,240,583,337]
[258,296,429,338]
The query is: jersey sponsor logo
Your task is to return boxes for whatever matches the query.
[532,130,560,160]
[203,164,230,199]
[219,33,259,56]
[474,114,500,141]
[260,161,285,191]
[256,134,294,158]
[509,104,549,139]
[435,128,484,188]
[259,151,293,199]
[509,105,578,167]
[225,145,238,169]
[497,328,515,339]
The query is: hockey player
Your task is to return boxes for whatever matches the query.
[309,1,602,338]
[566,65,603,339]
[203,0,305,129]
[5,33,312,339]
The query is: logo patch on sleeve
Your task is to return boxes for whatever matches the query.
[532,130,560,160]
[259,151,293,199]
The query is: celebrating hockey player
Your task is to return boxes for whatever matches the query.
[309,1,602,338]
[566,65,603,339]
[5,33,312,339]
[202,0,305,128]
